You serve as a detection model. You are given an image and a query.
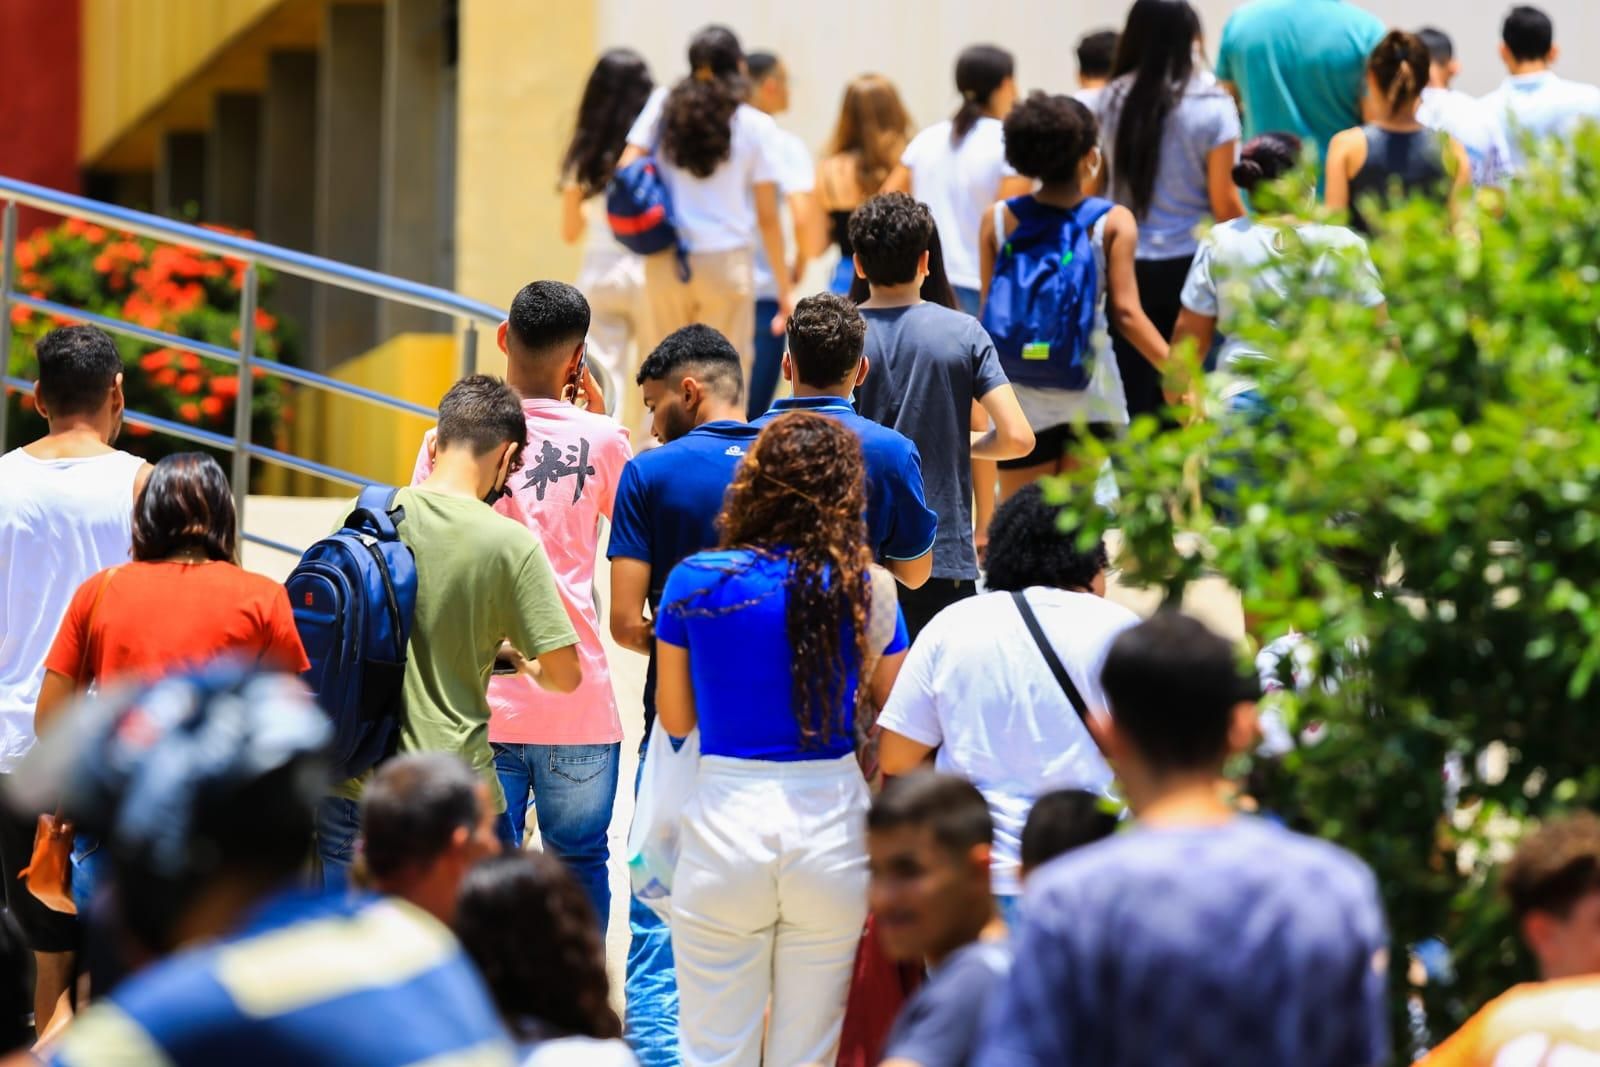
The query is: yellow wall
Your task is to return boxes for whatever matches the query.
[290,332,455,494]
[454,0,591,343]
[80,0,288,165]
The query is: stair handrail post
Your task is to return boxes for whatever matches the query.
[231,262,259,532]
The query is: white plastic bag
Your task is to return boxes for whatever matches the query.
[626,723,700,920]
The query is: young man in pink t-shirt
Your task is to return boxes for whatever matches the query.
[413,280,631,933]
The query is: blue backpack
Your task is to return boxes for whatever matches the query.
[607,156,690,280]
[287,486,417,780]
[981,195,1114,390]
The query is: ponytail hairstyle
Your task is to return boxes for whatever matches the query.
[1107,0,1202,220]
[1367,30,1432,116]
[951,45,1014,145]
[1231,132,1303,193]
[560,49,654,197]
[661,25,745,179]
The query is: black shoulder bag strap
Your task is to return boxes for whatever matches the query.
[1011,590,1095,732]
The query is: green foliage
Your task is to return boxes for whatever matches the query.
[1048,131,1600,1053]
[3,217,293,473]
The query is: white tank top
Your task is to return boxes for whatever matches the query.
[0,447,144,771]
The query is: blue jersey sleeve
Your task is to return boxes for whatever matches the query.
[885,605,909,656]
[883,442,939,562]
[653,558,697,648]
[606,460,653,563]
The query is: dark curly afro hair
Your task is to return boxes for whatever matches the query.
[984,483,1107,593]
[1002,91,1098,184]
[847,192,934,287]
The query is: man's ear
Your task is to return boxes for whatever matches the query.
[425,429,439,466]
[1448,58,1462,80]
[31,382,49,421]
[854,357,870,388]
[968,841,993,879]
[496,320,510,356]
[1499,42,1514,68]
[1227,701,1261,756]
[853,253,866,281]
[1550,43,1561,66]
[781,351,795,384]
[917,249,931,278]
[1086,711,1122,765]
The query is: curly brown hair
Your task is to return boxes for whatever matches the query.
[1503,811,1600,920]
[454,851,621,1041]
[661,26,744,178]
[677,412,873,749]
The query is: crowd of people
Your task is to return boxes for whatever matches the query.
[3,1,1600,1065]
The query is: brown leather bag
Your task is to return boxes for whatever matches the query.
[19,566,118,914]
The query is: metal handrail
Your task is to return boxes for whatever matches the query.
[0,176,510,558]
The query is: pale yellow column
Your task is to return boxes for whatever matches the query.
[456,0,592,371]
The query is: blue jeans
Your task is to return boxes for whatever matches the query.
[492,742,620,938]
[624,747,679,1066]
[953,285,982,317]
[316,795,363,892]
[748,297,784,419]
[828,255,856,295]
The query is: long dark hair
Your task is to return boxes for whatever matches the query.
[1108,0,1203,219]
[951,45,1014,144]
[673,413,873,749]
[661,25,744,178]
[561,48,654,197]
[132,452,237,563]
[1367,31,1431,116]
[455,852,622,1042]
[849,221,959,309]
[1232,132,1303,193]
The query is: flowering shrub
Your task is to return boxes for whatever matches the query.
[3,216,292,469]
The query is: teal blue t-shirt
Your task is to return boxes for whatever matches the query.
[1216,0,1386,163]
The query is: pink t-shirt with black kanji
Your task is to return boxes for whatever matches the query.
[414,398,632,745]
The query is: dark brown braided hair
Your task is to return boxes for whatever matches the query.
[671,411,874,749]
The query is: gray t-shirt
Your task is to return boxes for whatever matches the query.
[883,940,1012,1067]
[856,303,1009,581]
[1098,74,1242,261]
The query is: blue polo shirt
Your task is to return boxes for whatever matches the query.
[752,395,938,564]
[607,420,761,728]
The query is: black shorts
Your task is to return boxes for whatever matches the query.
[996,422,1117,470]
[0,800,79,954]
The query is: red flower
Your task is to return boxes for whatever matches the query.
[14,244,36,270]
[63,217,87,237]
[176,373,202,396]
[210,375,240,399]
[153,367,179,387]
[139,350,174,372]
[83,225,107,244]
[93,253,115,273]
[126,423,152,437]
[178,402,200,421]
[178,352,200,371]
[20,394,35,412]
[200,396,225,418]
[254,309,278,333]
[9,306,29,327]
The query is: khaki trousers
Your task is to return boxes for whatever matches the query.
[642,247,757,390]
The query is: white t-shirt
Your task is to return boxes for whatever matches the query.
[1180,217,1384,398]
[626,86,781,254]
[0,447,143,771]
[1418,87,1511,188]
[753,125,815,300]
[901,117,1018,291]
[877,587,1139,896]
[1481,71,1600,173]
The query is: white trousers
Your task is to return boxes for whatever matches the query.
[671,753,870,1067]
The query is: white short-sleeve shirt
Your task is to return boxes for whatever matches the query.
[753,126,815,300]
[627,87,781,254]
[1481,71,1600,173]
[900,117,1018,291]
[876,587,1139,896]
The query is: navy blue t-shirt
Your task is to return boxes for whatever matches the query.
[655,548,909,761]
[752,395,938,565]
[607,420,760,728]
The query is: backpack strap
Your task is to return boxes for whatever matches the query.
[991,200,1009,253]
[351,485,404,540]
[1011,591,1105,755]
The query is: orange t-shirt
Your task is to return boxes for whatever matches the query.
[44,560,310,686]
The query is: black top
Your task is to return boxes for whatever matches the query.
[1348,124,1448,234]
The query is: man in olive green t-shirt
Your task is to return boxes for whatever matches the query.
[316,376,581,889]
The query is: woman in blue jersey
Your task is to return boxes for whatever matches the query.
[654,411,907,1067]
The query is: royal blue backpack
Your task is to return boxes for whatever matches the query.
[287,486,417,780]
[607,156,690,280]
[981,195,1114,390]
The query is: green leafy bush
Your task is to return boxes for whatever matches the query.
[3,216,291,470]
[1050,132,1600,1052]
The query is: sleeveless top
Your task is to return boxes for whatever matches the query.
[0,447,144,770]
[990,198,1129,428]
[1348,125,1449,234]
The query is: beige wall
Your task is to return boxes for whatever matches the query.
[595,0,1600,159]
[454,0,594,326]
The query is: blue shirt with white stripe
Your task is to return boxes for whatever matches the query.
[51,890,513,1067]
